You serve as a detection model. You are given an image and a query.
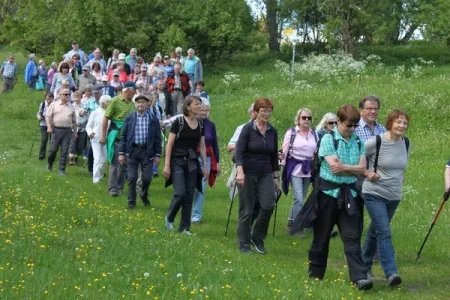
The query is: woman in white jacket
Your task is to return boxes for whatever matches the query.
[86,95,112,183]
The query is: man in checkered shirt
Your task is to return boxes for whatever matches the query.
[0,55,18,93]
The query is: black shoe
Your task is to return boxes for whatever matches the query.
[239,246,253,254]
[39,155,45,160]
[142,200,151,207]
[250,238,266,254]
[355,279,373,290]
[387,274,402,287]
[128,203,136,210]
[46,164,52,171]
[331,230,339,238]
[153,173,159,178]
[58,170,66,176]
[109,189,118,197]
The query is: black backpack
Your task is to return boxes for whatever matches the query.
[175,115,204,140]
[310,131,361,183]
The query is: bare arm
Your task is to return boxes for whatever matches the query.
[163,133,176,179]
[101,116,109,144]
[324,154,366,176]
[445,166,450,191]
[226,144,235,153]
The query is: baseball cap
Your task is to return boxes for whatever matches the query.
[92,84,103,92]
[123,81,136,91]
[134,95,149,102]
[113,70,119,76]
[101,75,109,81]
[118,53,126,60]
[82,65,90,71]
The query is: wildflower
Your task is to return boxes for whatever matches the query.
[144,272,150,278]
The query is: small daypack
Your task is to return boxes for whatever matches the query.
[285,127,318,159]
[373,135,410,173]
[310,131,361,183]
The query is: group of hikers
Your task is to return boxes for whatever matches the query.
[2,43,449,292]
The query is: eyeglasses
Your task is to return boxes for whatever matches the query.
[363,107,379,111]
[61,93,70,96]
[301,116,312,121]
[328,121,337,125]
[346,124,359,128]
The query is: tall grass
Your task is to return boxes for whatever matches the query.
[0,47,449,299]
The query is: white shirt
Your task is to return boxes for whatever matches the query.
[86,107,109,142]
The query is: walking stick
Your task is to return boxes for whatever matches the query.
[29,125,41,156]
[272,188,282,237]
[415,189,450,261]
[224,182,237,236]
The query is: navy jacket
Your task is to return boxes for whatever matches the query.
[119,111,162,160]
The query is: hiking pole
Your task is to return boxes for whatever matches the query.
[29,125,41,156]
[415,189,450,261]
[224,182,237,236]
[272,188,282,237]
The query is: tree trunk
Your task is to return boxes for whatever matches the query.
[399,24,419,43]
[266,0,279,52]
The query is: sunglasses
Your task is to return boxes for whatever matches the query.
[61,93,70,96]
[346,124,359,128]
[328,121,337,125]
[301,116,312,121]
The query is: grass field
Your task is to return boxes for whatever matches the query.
[0,47,450,299]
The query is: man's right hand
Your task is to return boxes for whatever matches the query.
[118,155,126,165]
[100,136,106,145]
[89,133,95,138]
[47,127,52,134]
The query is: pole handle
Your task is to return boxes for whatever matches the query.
[444,189,450,201]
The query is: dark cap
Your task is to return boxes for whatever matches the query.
[72,40,78,45]
[164,55,170,59]
[123,81,136,91]
[134,95,149,102]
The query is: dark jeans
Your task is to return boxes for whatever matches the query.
[108,141,126,192]
[48,127,72,171]
[362,194,400,277]
[127,146,153,205]
[309,191,367,283]
[237,173,275,248]
[39,126,50,158]
[69,131,87,155]
[167,157,198,232]
[28,76,38,90]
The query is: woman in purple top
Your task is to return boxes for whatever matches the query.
[280,108,318,236]
[192,102,220,223]
[46,62,58,92]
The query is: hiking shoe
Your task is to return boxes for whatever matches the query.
[46,164,52,171]
[239,246,253,254]
[165,216,174,231]
[109,189,118,197]
[387,273,402,287]
[58,170,66,176]
[142,200,151,207]
[355,279,373,291]
[298,229,306,239]
[286,220,293,232]
[331,230,339,238]
[250,238,266,254]
[181,229,194,236]
[128,203,136,210]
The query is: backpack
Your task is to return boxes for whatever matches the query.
[373,135,410,173]
[310,131,361,183]
[175,115,203,140]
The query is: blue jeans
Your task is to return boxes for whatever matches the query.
[288,176,310,221]
[362,193,400,277]
[192,156,211,222]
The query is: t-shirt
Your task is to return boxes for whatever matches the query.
[170,116,204,157]
[362,135,411,201]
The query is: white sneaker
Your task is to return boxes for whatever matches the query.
[181,229,194,236]
[165,216,174,231]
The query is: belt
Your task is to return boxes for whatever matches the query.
[3,76,14,79]
[53,126,71,129]
[132,143,147,148]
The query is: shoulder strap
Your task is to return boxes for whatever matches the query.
[312,130,318,144]
[329,131,339,151]
[40,101,46,119]
[373,135,382,173]
[287,127,296,156]
[404,137,410,152]
[176,115,184,140]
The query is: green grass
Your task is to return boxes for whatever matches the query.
[1,47,450,299]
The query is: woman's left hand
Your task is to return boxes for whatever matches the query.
[203,166,209,179]
[273,178,279,191]
[216,164,221,176]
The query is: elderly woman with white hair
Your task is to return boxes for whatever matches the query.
[316,112,338,139]
[191,102,220,223]
[280,108,318,236]
[86,95,112,183]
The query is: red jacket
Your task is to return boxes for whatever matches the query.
[166,72,190,97]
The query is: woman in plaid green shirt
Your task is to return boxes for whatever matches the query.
[308,104,372,290]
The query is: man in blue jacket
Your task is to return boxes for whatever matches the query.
[118,95,162,209]
[25,53,38,90]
